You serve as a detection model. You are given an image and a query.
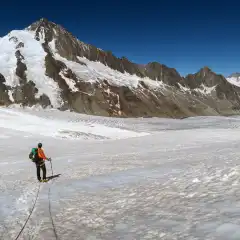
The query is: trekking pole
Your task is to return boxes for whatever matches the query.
[49,158,53,177]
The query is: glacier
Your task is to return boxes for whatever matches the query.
[0,106,240,239]
[226,76,240,88]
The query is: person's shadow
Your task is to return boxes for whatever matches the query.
[47,174,61,180]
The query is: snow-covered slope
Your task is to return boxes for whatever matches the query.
[0,30,62,107]
[227,75,240,88]
[54,53,166,90]
[0,32,19,86]
[1,108,240,239]
[0,107,148,140]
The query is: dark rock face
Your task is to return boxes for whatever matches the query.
[15,50,27,84]
[144,62,182,87]
[0,18,240,118]
[185,67,240,102]
[0,74,10,105]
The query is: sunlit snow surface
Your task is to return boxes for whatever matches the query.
[226,76,240,88]
[1,107,240,239]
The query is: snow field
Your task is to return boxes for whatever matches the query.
[1,108,240,239]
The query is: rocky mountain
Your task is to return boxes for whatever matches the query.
[0,18,240,118]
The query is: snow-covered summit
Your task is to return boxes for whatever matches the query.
[0,18,240,118]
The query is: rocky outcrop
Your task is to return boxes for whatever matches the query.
[0,74,10,105]
[0,18,240,118]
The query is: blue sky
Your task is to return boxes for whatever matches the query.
[0,0,239,76]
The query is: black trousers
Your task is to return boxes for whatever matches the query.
[36,163,46,181]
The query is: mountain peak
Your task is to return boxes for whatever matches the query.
[25,18,73,46]
[39,17,49,23]
[26,18,58,32]
[200,66,212,73]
